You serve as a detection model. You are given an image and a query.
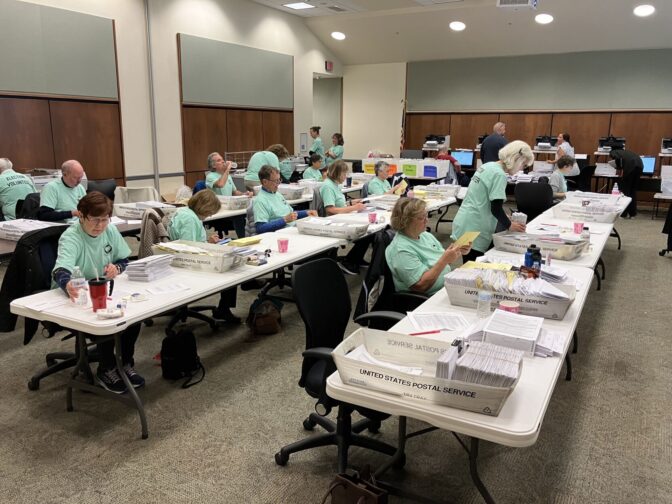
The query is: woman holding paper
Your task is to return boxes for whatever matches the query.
[452,140,533,262]
[52,191,143,394]
[367,161,404,196]
[168,189,241,323]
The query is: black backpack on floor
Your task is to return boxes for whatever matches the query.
[160,328,205,388]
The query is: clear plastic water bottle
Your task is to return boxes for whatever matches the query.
[70,266,88,306]
[476,290,492,318]
[611,183,620,195]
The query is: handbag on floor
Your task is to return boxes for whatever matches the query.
[321,468,388,504]
[160,328,205,388]
[247,298,282,335]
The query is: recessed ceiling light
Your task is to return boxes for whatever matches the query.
[331,31,346,41]
[535,13,554,25]
[633,4,655,17]
[449,21,466,32]
[283,2,314,10]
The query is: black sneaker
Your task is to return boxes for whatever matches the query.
[212,307,242,324]
[338,261,359,276]
[123,364,146,389]
[96,368,127,394]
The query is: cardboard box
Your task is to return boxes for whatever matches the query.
[151,240,244,273]
[296,217,369,240]
[443,280,575,320]
[114,201,177,220]
[332,328,519,416]
[492,231,589,260]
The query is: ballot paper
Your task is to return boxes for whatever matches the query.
[435,344,460,380]
[483,309,543,354]
[454,231,480,247]
[0,219,63,241]
[126,254,173,282]
[154,242,210,255]
[145,283,190,295]
[444,268,570,300]
[534,330,565,357]
[347,344,424,375]
[406,312,469,333]
[451,341,523,388]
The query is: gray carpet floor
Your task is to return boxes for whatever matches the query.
[1,210,671,504]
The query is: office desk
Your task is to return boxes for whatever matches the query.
[653,193,672,219]
[327,266,593,503]
[10,232,344,439]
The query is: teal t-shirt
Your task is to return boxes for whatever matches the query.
[367,177,391,195]
[245,151,279,183]
[302,167,323,181]
[549,171,567,194]
[279,160,294,181]
[451,162,507,253]
[40,179,86,217]
[320,178,346,208]
[326,145,344,166]
[310,137,325,160]
[52,221,131,287]
[0,169,36,220]
[385,232,450,295]
[168,207,206,242]
[253,188,293,224]
[205,171,236,196]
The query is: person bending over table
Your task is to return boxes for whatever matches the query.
[309,126,324,162]
[38,159,87,222]
[0,157,36,220]
[452,140,533,263]
[387,198,471,295]
[168,189,241,323]
[52,191,143,394]
[321,160,373,276]
[302,153,326,181]
[325,133,344,167]
[367,161,403,196]
[253,165,317,234]
[244,145,287,191]
[206,152,252,238]
[273,144,294,183]
[549,155,576,200]
[609,148,643,219]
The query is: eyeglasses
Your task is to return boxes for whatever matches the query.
[268,178,282,184]
[85,216,110,225]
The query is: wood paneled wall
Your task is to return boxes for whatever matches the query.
[181,106,294,186]
[0,95,125,184]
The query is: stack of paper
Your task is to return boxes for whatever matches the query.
[154,242,211,255]
[435,343,461,380]
[540,265,568,283]
[126,254,173,282]
[451,341,523,388]
[483,309,543,354]
[406,312,469,333]
[534,330,565,358]
[135,201,175,209]
[347,344,424,375]
[0,219,63,241]
[444,268,570,300]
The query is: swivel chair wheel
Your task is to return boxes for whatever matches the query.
[660,249,669,257]
[46,357,56,367]
[27,378,40,391]
[303,417,316,431]
[275,450,289,466]
[392,453,406,470]
[367,420,381,434]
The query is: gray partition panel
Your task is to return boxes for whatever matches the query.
[179,34,293,109]
[0,0,118,99]
[407,49,672,112]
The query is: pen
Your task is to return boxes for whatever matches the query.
[409,330,441,336]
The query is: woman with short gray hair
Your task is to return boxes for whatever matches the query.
[367,161,403,195]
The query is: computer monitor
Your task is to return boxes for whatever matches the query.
[598,136,626,150]
[477,134,488,145]
[641,156,655,175]
[401,149,423,159]
[535,135,557,147]
[452,150,474,167]
[662,138,672,150]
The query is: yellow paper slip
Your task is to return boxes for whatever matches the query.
[393,179,408,195]
[454,231,480,247]
[461,261,512,271]
[228,237,262,246]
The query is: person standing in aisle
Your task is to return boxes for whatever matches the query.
[609,148,643,219]
[309,126,325,161]
[452,140,533,262]
[325,133,344,167]
[480,122,508,163]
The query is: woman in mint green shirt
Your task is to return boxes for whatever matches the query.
[386,198,470,295]
[452,140,532,262]
[325,133,344,167]
[309,126,324,161]
[367,161,403,196]
[302,153,326,181]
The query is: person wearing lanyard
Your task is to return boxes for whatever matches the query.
[325,133,344,167]
[309,126,325,161]
[386,198,471,295]
[452,140,533,262]
[320,160,372,276]
[168,189,241,323]
[52,191,143,394]
[549,155,575,200]
[205,152,252,238]
[367,161,403,195]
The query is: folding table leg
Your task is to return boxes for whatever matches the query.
[113,333,149,440]
[469,438,496,504]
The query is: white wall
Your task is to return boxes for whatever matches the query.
[22,0,343,194]
[313,77,342,144]
[342,63,406,160]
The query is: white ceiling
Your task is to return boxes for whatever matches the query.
[250,0,672,65]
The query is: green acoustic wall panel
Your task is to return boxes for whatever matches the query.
[407,49,672,112]
[179,34,293,109]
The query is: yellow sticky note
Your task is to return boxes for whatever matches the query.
[228,237,262,246]
[454,231,480,247]
[393,179,408,195]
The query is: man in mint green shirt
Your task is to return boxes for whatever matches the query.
[0,158,36,220]
[38,160,86,222]
[205,152,251,238]
[244,151,279,190]
[253,165,316,234]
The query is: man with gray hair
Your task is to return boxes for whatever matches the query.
[38,159,86,221]
[0,158,36,220]
[480,122,508,163]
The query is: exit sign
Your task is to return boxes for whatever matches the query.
[325,60,333,72]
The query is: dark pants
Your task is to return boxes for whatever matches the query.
[217,286,237,310]
[345,233,374,265]
[97,323,142,370]
[620,169,641,217]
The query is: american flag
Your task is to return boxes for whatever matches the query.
[399,98,407,154]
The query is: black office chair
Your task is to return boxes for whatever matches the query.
[354,229,427,328]
[514,182,554,222]
[275,258,398,472]
[575,165,596,193]
[86,179,117,201]
[15,192,41,219]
